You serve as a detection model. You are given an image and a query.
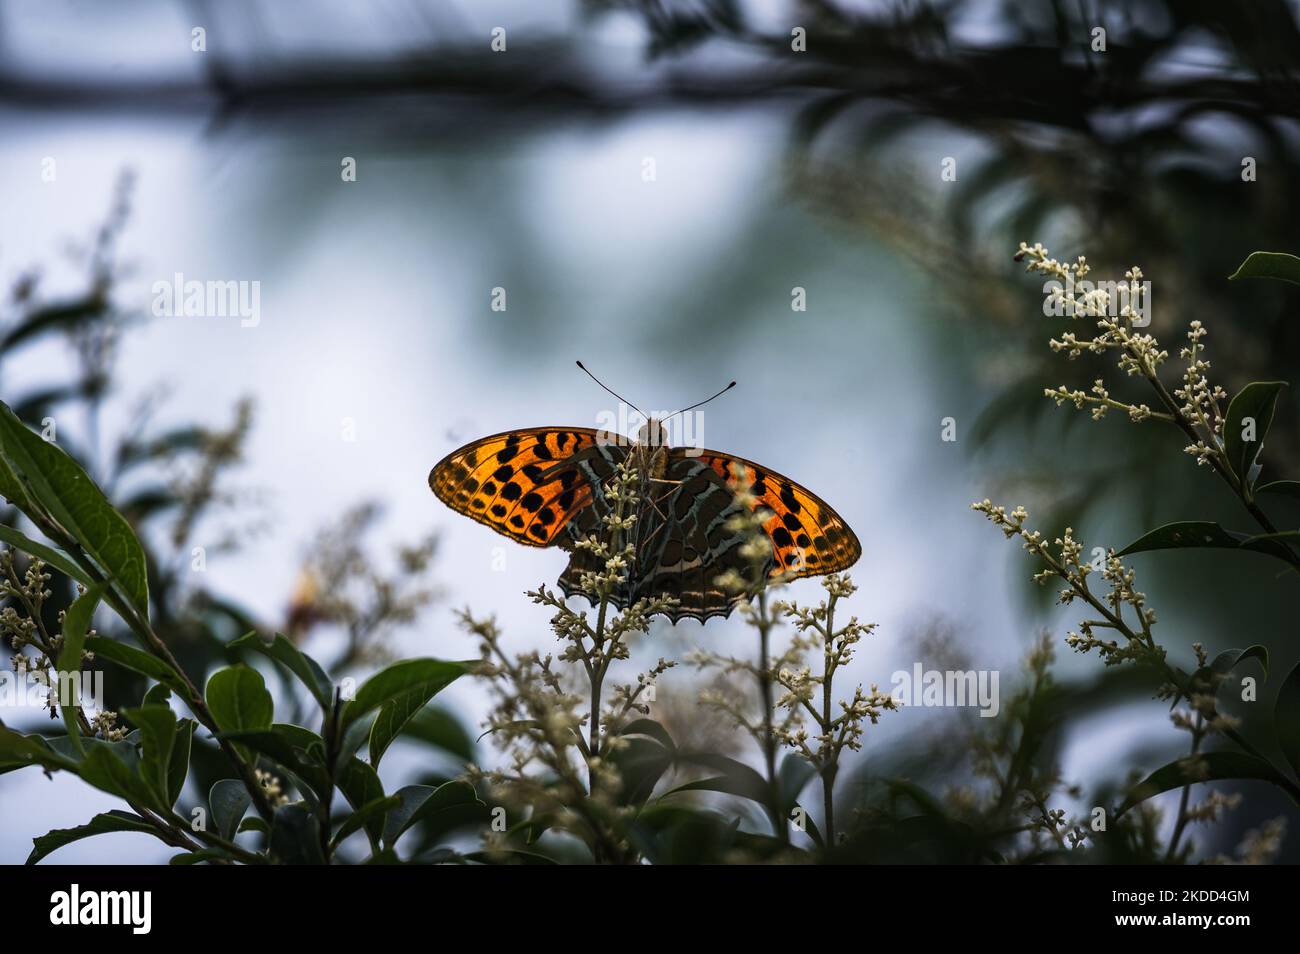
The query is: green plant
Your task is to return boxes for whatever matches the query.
[968,243,1300,858]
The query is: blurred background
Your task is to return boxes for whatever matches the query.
[2,0,1299,863]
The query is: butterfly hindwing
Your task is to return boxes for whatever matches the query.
[429,427,605,546]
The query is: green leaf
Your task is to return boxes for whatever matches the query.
[169,848,235,865]
[1256,480,1300,500]
[123,705,177,805]
[382,780,486,848]
[210,778,252,840]
[668,752,771,806]
[1223,382,1287,489]
[332,796,401,851]
[342,658,468,731]
[0,525,93,588]
[1117,520,1295,565]
[1209,646,1269,680]
[619,718,677,753]
[78,741,165,812]
[205,666,274,734]
[168,720,195,807]
[86,637,188,695]
[1276,661,1300,778]
[228,631,333,711]
[269,803,326,865]
[237,816,269,835]
[338,758,386,848]
[1229,251,1300,285]
[142,684,172,708]
[461,847,557,865]
[0,399,149,618]
[220,725,330,802]
[368,667,468,769]
[1117,751,1291,816]
[608,736,674,807]
[0,726,78,774]
[26,810,156,864]
[399,706,476,763]
[55,585,104,756]
[777,753,816,813]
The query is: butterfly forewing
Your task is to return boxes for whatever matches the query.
[429,427,604,546]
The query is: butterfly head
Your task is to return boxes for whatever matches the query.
[636,417,671,449]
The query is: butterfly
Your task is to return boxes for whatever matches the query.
[428,364,860,623]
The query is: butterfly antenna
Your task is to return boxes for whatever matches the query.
[576,360,646,417]
[665,380,737,421]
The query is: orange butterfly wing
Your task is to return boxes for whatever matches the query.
[429,427,603,547]
[693,449,861,578]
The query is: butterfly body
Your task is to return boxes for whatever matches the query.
[430,424,859,622]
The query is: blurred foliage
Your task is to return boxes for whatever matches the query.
[0,177,470,862]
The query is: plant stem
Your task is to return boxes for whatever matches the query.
[1165,712,1205,862]
[821,597,837,846]
[755,590,788,844]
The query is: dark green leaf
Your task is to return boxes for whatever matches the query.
[143,683,172,707]
[399,706,476,763]
[1223,382,1286,488]
[382,780,486,848]
[461,848,557,865]
[332,796,401,851]
[668,752,771,805]
[608,736,674,807]
[618,718,677,753]
[124,715,173,803]
[27,810,155,864]
[228,631,333,711]
[342,658,468,730]
[0,525,93,588]
[167,720,194,807]
[368,667,467,769]
[220,725,327,788]
[1256,480,1300,500]
[169,849,236,865]
[205,666,274,734]
[1117,520,1295,565]
[1117,751,1290,816]
[123,705,177,805]
[55,585,103,755]
[1276,661,1300,778]
[338,758,386,848]
[86,637,188,695]
[1210,646,1269,680]
[78,741,164,812]
[777,753,816,813]
[210,779,252,840]
[1229,250,1300,285]
[0,399,149,618]
[0,726,78,774]
[269,804,325,865]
